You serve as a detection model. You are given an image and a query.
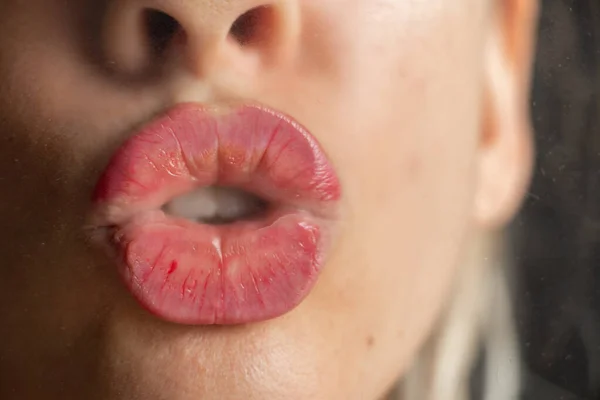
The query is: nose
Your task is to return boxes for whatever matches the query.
[103,0,299,82]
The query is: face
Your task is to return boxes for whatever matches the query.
[0,0,536,399]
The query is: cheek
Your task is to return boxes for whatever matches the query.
[304,0,489,389]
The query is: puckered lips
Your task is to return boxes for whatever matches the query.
[88,104,341,325]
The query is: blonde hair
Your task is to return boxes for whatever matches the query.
[397,234,522,400]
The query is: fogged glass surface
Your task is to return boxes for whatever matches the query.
[0,1,596,399]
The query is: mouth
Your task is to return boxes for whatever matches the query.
[88,104,341,326]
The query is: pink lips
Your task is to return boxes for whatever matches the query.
[90,104,341,325]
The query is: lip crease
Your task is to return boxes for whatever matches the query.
[88,103,341,325]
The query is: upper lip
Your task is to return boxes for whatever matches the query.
[89,103,341,228]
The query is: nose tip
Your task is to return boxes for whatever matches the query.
[103,0,299,80]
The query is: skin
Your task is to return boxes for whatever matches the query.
[0,0,538,399]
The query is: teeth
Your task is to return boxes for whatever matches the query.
[163,187,266,223]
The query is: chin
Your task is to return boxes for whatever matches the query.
[95,309,331,400]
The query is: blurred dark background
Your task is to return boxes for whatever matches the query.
[512,0,600,398]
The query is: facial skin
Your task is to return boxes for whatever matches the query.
[0,0,537,399]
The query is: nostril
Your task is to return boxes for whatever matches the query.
[144,9,182,55]
[229,6,275,47]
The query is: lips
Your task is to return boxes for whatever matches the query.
[89,104,341,325]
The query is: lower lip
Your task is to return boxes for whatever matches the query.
[90,104,340,325]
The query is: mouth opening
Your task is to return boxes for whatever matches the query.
[161,186,272,225]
